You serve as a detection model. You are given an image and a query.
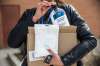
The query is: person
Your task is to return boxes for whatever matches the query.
[8,0,97,66]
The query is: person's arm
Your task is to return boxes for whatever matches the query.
[60,5,97,66]
[8,9,35,48]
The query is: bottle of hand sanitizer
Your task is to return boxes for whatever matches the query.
[49,7,70,26]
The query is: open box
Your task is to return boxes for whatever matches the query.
[27,26,77,66]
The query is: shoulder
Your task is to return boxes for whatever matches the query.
[26,8,36,13]
[62,4,77,12]
[23,7,37,16]
[59,4,77,15]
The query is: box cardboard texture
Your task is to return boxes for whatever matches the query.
[27,26,77,66]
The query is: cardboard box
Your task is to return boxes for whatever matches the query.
[27,26,77,66]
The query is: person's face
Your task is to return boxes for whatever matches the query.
[41,0,65,4]
[41,0,54,2]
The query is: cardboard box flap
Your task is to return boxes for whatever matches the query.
[59,26,76,33]
[28,26,76,33]
[28,27,35,33]
[27,34,35,50]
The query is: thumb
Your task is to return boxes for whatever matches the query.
[48,49,54,54]
[47,49,60,59]
[47,49,57,56]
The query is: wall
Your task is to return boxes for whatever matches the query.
[0,0,40,14]
[0,8,3,48]
[1,5,20,47]
[65,0,100,37]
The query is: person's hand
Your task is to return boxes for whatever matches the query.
[32,1,56,22]
[47,49,64,66]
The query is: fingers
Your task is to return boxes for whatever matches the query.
[37,1,56,13]
[47,49,64,66]
[47,49,55,55]
[47,49,58,57]
[34,1,56,21]
[47,49,60,60]
[50,2,56,5]
[38,1,56,8]
[42,1,52,7]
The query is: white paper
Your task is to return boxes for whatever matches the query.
[34,24,59,58]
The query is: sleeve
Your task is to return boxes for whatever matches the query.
[8,9,35,48]
[61,5,97,66]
